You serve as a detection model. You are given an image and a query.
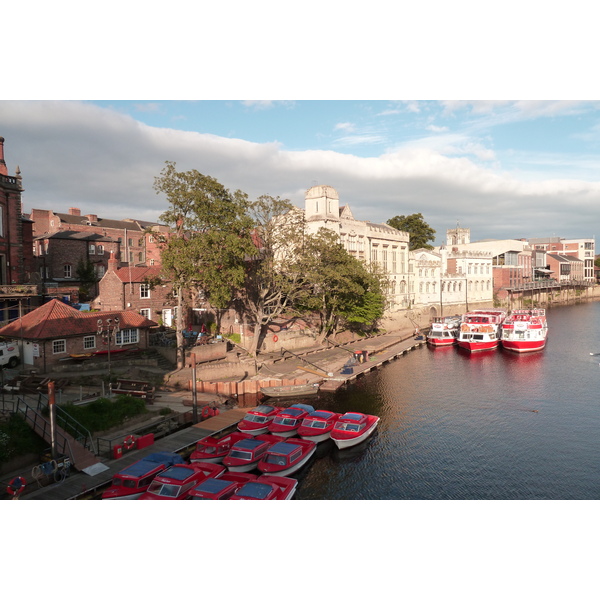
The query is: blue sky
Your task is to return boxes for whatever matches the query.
[2,99,600,246]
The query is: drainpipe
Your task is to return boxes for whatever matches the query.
[48,380,57,460]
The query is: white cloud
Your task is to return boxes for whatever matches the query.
[334,122,355,132]
[2,100,600,245]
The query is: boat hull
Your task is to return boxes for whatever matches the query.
[299,432,331,443]
[224,461,260,473]
[427,338,456,347]
[332,419,379,449]
[501,338,547,353]
[457,340,499,352]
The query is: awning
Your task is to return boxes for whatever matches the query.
[535,268,553,273]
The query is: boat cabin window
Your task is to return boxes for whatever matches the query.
[290,448,302,462]
[230,450,253,460]
[265,453,287,466]
[147,482,181,498]
[245,414,268,423]
[139,475,155,487]
[335,422,363,432]
[308,420,327,429]
[201,446,217,454]
[274,417,299,426]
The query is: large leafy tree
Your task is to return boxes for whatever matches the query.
[297,229,387,342]
[387,213,436,250]
[154,161,255,367]
[76,258,98,301]
[241,195,308,356]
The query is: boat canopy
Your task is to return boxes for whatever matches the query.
[193,478,232,494]
[159,466,194,481]
[290,404,315,413]
[236,482,273,499]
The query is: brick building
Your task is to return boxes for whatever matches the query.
[0,298,157,372]
[92,253,177,326]
[0,136,39,324]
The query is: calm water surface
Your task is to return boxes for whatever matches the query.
[290,302,600,500]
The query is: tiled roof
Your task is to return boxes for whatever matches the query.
[0,299,157,340]
[114,265,164,283]
[35,231,114,242]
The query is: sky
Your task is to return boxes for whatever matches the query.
[3,98,600,247]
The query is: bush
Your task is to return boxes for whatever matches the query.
[61,395,148,433]
[0,415,47,464]
[224,333,241,344]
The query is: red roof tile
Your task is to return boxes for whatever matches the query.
[0,299,157,340]
[114,265,163,283]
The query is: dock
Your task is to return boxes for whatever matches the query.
[22,409,249,500]
[320,337,426,391]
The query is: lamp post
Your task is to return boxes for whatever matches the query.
[97,317,120,383]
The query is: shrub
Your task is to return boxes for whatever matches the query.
[61,395,148,433]
[0,415,47,464]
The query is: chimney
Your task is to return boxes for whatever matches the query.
[0,136,7,176]
[69,207,81,216]
[108,251,119,272]
[85,214,98,223]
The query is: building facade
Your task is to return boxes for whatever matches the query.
[303,185,411,311]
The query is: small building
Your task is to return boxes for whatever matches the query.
[0,298,157,372]
[92,253,177,326]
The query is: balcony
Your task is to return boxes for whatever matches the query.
[0,284,41,297]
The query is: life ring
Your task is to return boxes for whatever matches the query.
[7,476,26,496]
[123,435,136,451]
[273,335,279,343]
[201,406,211,419]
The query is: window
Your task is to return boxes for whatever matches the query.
[140,284,150,298]
[97,245,104,255]
[150,259,155,266]
[116,329,139,345]
[138,238,144,247]
[138,253,143,263]
[96,265,105,277]
[53,339,66,354]
[140,308,151,319]
[64,264,72,278]
[83,336,96,350]
[89,244,95,255]
[128,238,133,246]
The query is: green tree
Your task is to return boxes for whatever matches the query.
[387,213,436,250]
[297,228,386,342]
[242,195,308,356]
[154,161,255,367]
[76,257,98,301]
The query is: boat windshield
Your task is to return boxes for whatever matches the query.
[304,419,327,429]
[198,446,217,454]
[273,417,298,426]
[244,414,267,424]
[147,482,182,498]
[264,453,288,466]
[236,482,273,499]
[335,422,362,432]
[229,450,253,460]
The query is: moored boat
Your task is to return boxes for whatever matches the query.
[427,315,462,347]
[102,451,182,500]
[230,475,298,500]
[330,412,380,450]
[500,308,548,353]
[223,434,285,472]
[139,462,226,499]
[297,409,341,443]
[190,432,252,464]
[187,472,258,500]
[456,309,507,352]
[267,403,315,437]
[260,383,320,398]
[257,438,317,477]
[237,405,281,436]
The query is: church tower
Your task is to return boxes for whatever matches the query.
[304,185,340,222]
[446,225,470,246]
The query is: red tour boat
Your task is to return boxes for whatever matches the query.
[267,404,315,438]
[456,309,507,352]
[138,462,225,499]
[223,434,285,472]
[187,473,258,500]
[190,432,252,464]
[330,412,380,450]
[500,308,548,353]
[257,438,317,477]
[237,405,282,436]
[102,452,182,500]
[297,410,341,443]
[230,475,298,500]
[427,315,462,347]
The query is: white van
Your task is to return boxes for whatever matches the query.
[0,343,20,368]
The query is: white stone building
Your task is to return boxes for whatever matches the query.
[303,185,411,311]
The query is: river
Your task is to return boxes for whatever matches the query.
[290,302,600,500]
